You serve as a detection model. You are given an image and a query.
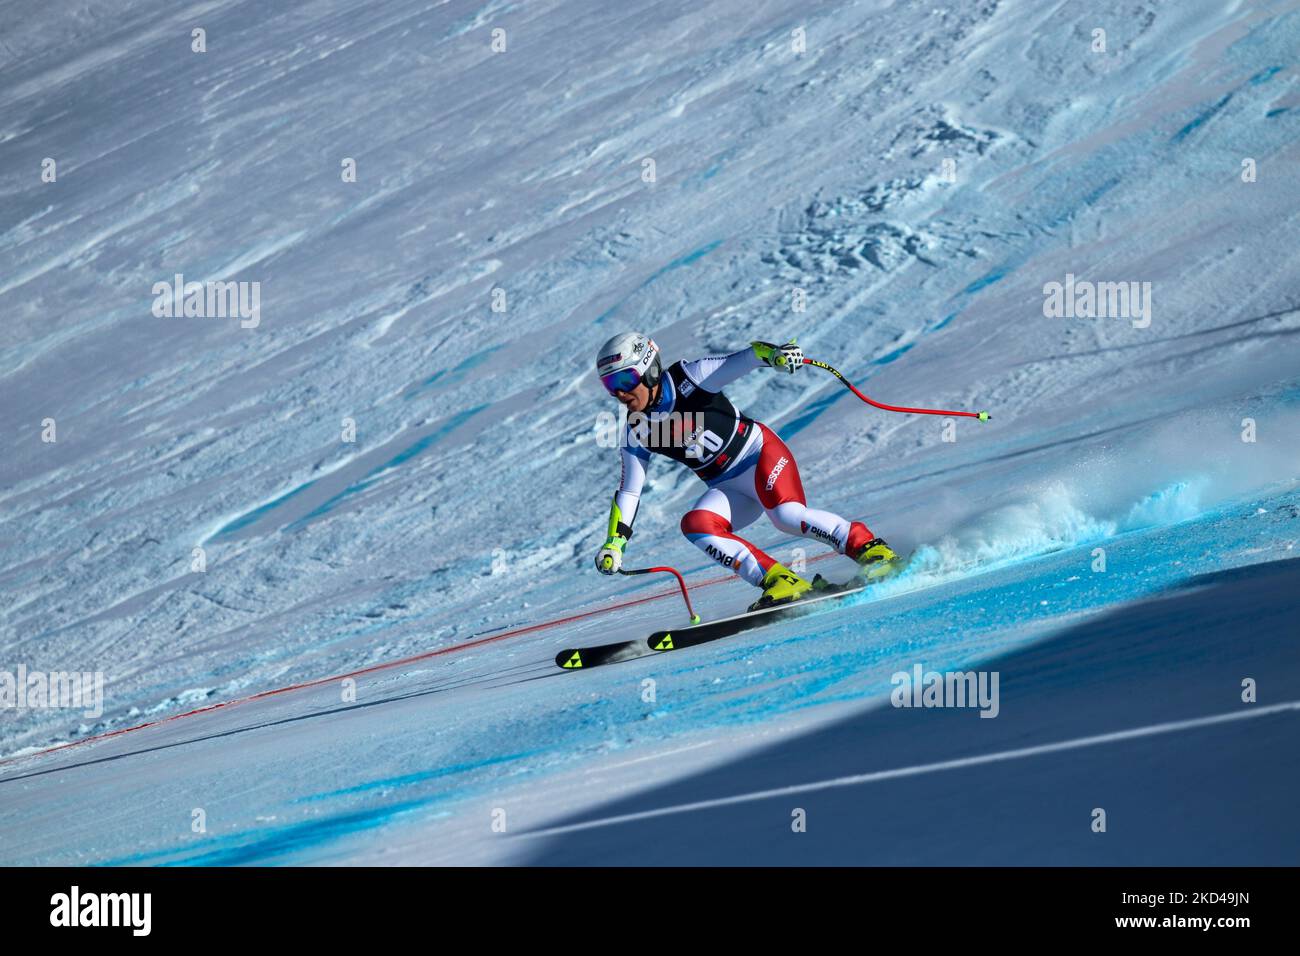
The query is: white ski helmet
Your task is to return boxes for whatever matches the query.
[595,331,662,394]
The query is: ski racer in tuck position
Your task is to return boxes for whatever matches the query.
[593,331,900,611]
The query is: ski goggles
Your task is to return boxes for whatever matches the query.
[600,367,645,395]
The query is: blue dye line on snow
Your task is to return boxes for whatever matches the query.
[874,341,914,366]
[287,404,485,530]
[1173,93,1233,141]
[963,267,1006,295]
[697,149,740,183]
[97,749,544,866]
[215,405,485,538]
[778,388,848,440]
[408,344,501,398]
[99,799,432,867]
[1082,175,1121,207]
[212,480,318,539]
[595,239,723,324]
[295,749,544,803]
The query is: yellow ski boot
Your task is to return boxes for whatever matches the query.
[852,537,901,581]
[748,562,814,612]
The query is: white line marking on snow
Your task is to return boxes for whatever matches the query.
[521,701,1300,838]
[594,740,717,773]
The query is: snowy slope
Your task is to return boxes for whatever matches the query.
[1,0,1298,864]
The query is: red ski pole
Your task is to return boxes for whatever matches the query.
[619,566,701,624]
[803,357,990,421]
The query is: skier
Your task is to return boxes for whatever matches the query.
[594,331,899,610]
